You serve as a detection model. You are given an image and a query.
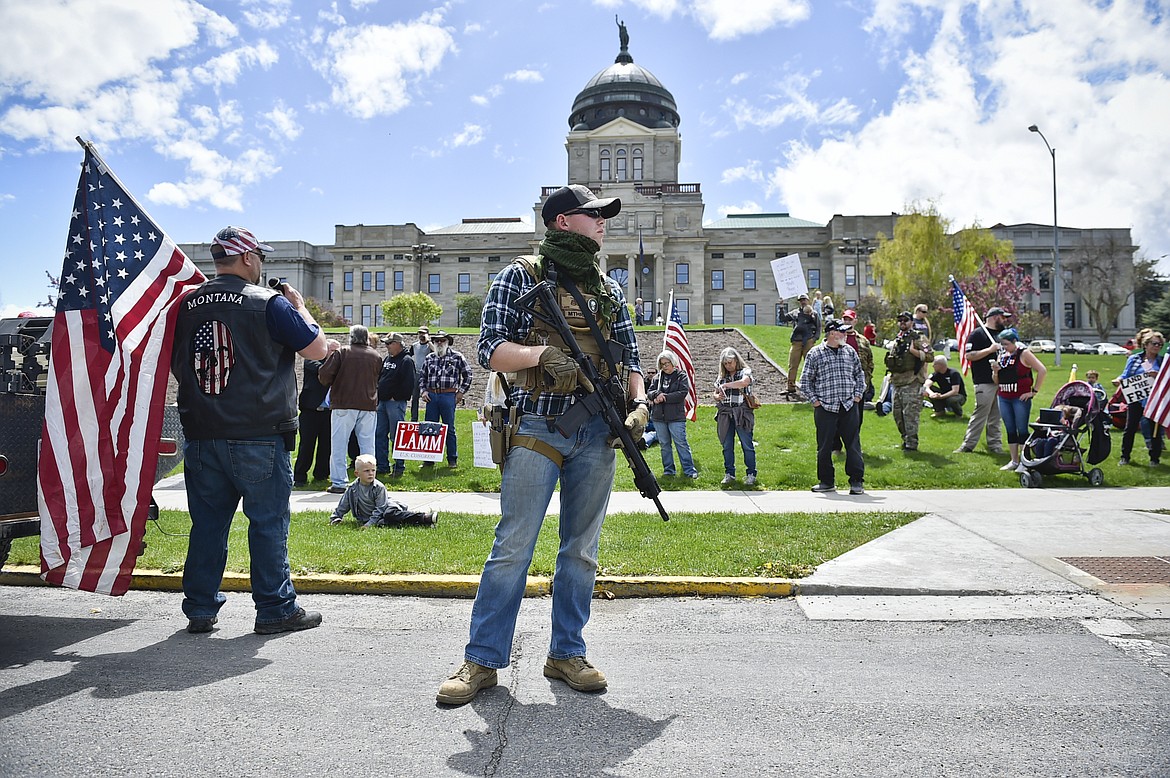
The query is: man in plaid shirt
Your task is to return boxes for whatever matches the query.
[801,318,867,495]
[417,330,472,467]
[437,184,647,706]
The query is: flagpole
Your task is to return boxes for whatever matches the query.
[662,289,674,352]
[75,136,159,226]
[949,275,995,341]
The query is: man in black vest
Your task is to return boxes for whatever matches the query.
[172,226,327,636]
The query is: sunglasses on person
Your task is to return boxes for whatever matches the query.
[566,207,604,219]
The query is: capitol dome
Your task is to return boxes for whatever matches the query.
[568,23,680,131]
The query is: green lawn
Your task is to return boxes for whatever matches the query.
[290,342,1161,494]
[6,509,918,579]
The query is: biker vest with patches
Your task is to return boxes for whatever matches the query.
[172,274,298,440]
[511,255,618,391]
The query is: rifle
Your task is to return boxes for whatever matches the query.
[514,265,669,522]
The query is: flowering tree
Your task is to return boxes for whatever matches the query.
[954,256,1039,325]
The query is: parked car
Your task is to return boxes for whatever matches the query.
[1060,341,1096,354]
[1029,339,1057,353]
[932,338,959,355]
[1091,342,1129,355]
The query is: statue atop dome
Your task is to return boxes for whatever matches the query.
[615,16,633,64]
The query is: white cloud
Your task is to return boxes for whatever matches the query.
[691,0,810,40]
[190,41,279,88]
[470,84,504,106]
[721,161,764,185]
[263,100,302,141]
[241,0,293,29]
[764,0,1170,266]
[595,0,809,39]
[724,71,859,130]
[464,21,483,34]
[0,0,235,104]
[350,0,378,8]
[148,144,279,211]
[505,69,544,83]
[449,123,485,148]
[318,20,457,118]
[730,72,750,85]
[712,201,763,219]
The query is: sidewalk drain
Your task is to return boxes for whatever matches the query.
[1058,556,1170,584]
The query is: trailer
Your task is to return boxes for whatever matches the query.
[0,316,183,571]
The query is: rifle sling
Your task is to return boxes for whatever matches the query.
[551,266,624,380]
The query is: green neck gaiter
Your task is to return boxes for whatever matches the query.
[537,228,617,323]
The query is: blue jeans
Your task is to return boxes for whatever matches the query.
[657,419,697,476]
[465,413,615,669]
[181,436,300,625]
[330,408,375,487]
[720,423,757,477]
[424,392,459,463]
[998,396,1032,444]
[375,399,407,472]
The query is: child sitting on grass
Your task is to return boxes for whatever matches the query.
[329,454,438,528]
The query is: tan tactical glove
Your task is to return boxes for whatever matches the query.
[538,346,594,394]
[623,402,650,441]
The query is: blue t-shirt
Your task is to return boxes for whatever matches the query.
[266,294,319,352]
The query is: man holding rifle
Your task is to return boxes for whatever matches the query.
[437,185,647,706]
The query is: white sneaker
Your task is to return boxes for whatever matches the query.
[721,474,735,485]
[744,474,756,486]
[999,461,1020,471]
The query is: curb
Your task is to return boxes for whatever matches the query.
[0,566,795,599]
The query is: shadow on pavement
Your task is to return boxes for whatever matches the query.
[0,616,274,721]
[448,680,676,777]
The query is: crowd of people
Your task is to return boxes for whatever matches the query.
[171,206,1162,710]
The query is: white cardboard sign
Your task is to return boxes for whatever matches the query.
[770,253,808,300]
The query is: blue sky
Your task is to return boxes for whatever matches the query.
[2,0,1169,314]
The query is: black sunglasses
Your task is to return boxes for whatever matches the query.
[566,207,604,219]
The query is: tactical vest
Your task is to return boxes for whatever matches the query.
[172,275,299,440]
[511,255,618,391]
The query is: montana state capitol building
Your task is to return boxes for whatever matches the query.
[180,29,1135,339]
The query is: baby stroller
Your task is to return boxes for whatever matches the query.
[1017,380,1111,488]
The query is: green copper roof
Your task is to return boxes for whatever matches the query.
[705,213,823,229]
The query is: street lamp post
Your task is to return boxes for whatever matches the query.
[655,297,663,325]
[839,237,875,301]
[411,242,438,294]
[1028,124,1062,367]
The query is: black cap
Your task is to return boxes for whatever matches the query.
[897,311,912,321]
[986,306,1013,319]
[541,185,621,225]
[824,318,852,333]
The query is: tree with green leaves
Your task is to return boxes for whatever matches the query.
[872,200,1014,313]
[381,292,442,329]
[455,293,484,327]
[1142,286,1170,334]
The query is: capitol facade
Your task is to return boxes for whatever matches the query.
[179,30,1136,339]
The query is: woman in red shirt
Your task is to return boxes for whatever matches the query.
[993,328,1047,471]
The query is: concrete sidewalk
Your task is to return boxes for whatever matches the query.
[138,475,1170,620]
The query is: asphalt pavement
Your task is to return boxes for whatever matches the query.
[3,479,1170,776]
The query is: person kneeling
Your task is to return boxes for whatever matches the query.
[329,454,438,528]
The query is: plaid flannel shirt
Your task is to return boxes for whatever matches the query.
[418,349,473,394]
[800,342,866,412]
[478,260,642,417]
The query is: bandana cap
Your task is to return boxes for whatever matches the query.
[213,226,273,256]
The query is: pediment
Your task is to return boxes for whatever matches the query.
[586,117,660,139]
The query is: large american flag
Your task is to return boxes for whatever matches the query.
[1143,342,1170,428]
[662,291,697,421]
[38,141,205,596]
[951,278,978,375]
